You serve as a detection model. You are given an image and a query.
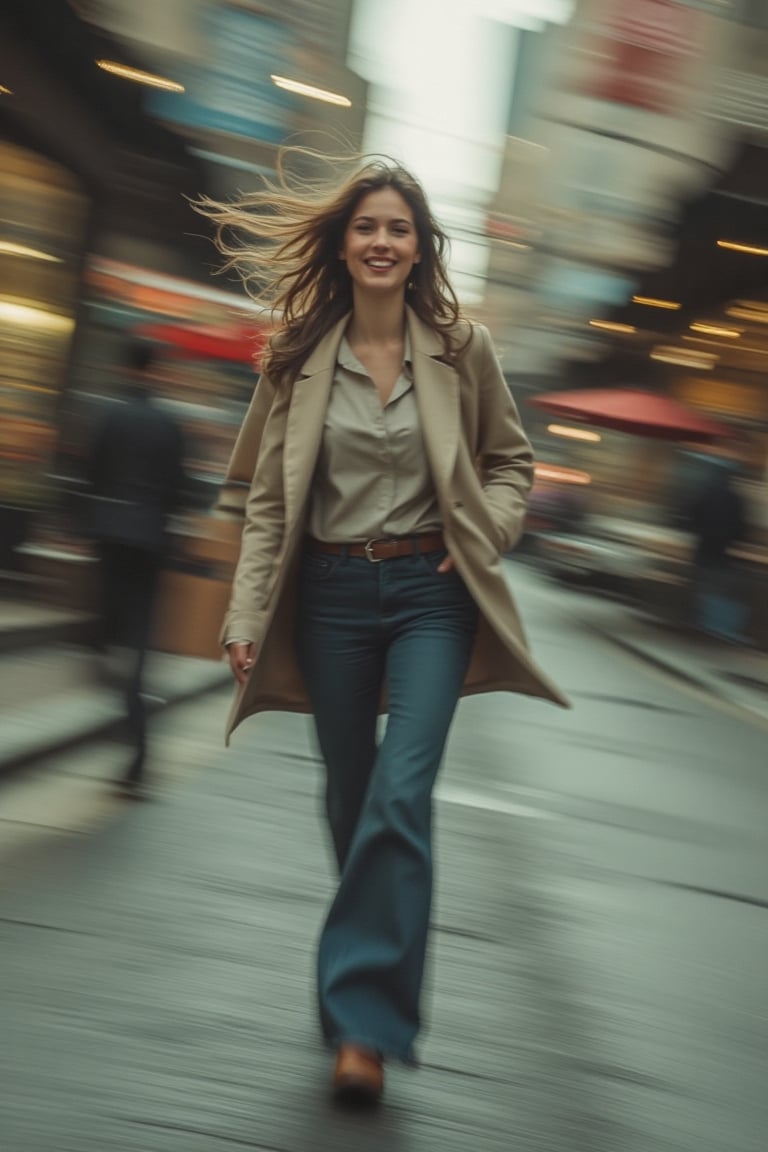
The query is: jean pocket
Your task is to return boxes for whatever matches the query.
[301,551,342,582]
[420,548,454,575]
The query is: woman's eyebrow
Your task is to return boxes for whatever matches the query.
[352,215,412,226]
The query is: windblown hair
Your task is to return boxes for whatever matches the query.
[192,148,469,389]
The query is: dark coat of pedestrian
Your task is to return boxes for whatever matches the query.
[84,340,186,795]
[688,458,748,642]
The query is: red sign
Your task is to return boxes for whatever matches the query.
[581,0,700,114]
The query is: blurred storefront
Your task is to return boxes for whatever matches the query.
[0,142,89,568]
[0,0,213,619]
[481,0,768,647]
[0,0,367,655]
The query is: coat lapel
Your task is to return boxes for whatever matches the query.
[407,306,460,487]
[283,314,348,529]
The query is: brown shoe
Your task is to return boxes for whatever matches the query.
[332,1044,384,1106]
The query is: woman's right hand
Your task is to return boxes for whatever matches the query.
[228,642,257,685]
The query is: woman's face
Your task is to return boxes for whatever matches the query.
[339,187,421,297]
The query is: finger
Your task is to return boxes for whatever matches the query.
[229,645,253,684]
[437,555,455,573]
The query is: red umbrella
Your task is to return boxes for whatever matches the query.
[528,388,732,443]
[138,322,267,365]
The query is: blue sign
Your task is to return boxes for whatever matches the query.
[149,5,297,144]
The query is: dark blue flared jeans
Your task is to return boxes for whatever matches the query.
[296,546,479,1063]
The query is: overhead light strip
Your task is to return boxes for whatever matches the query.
[689,323,741,338]
[632,296,681,310]
[588,319,636,334]
[0,241,63,263]
[547,424,602,443]
[96,59,185,92]
[717,240,768,257]
[270,75,351,107]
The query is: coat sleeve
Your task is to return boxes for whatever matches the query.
[216,374,277,514]
[219,378,290,645]
[474,324,535,553]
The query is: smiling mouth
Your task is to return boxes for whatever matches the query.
[365,259,396,269]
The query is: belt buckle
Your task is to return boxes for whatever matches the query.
[364,538,386,563]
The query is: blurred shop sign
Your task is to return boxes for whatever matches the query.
[676,376,768,419]
[577,0,702,114]
[86,256,271,324]
[149,3,296,143]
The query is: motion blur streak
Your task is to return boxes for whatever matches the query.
[1,1,767,1148]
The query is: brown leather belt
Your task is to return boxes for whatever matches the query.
[306,532,445,563]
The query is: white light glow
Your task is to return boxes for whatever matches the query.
[0,299,75,333]
[0,241,63,263]
[348,0,573,303]
[270,75,351,107]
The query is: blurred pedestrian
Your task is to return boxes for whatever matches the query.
[84,340,186,798]
[195,152,567,1104]
[688,456,748,643]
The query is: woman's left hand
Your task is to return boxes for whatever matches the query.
[437,552,455,573]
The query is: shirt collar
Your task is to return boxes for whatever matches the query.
[337,332,413,375]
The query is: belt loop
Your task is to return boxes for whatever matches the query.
[410,536,420,555]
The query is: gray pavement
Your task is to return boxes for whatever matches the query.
[576,590,768,725]
[0,561,766,1151]
[0,643,230,774]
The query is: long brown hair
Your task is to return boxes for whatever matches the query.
[192,149,469,388]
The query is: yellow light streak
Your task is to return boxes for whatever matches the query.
[588,319,636,334]
[726,307,768,323]
[534,464,592,485]
[689,323,741,338]
[547,424,602,443]
[650,345,717,369]
[632,296,681,310]
[717,240,768,257]
[96,60,185,92]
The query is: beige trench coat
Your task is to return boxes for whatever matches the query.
[220,307,569,742]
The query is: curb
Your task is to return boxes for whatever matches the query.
[597,628,768,724]
[606,632,713,695]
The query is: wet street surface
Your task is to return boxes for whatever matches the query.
[1,562,766,1151]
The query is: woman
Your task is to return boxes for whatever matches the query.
[196,153,567,1106]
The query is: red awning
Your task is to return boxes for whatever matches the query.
[528,388,732,442]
